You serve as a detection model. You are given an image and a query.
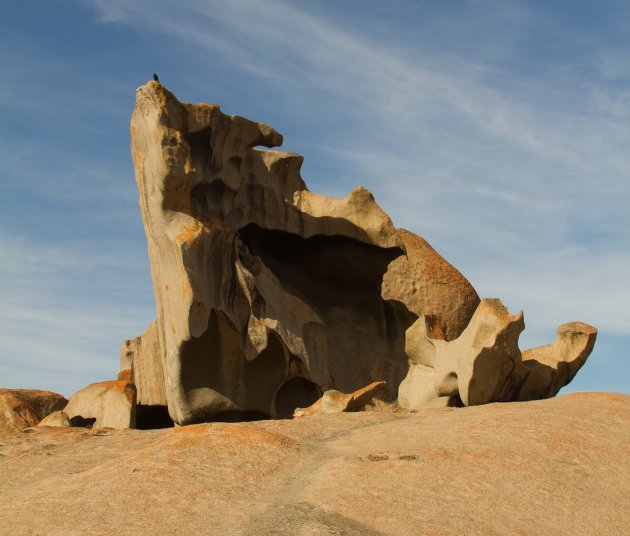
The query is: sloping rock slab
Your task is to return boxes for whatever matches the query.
[0,392,627,535]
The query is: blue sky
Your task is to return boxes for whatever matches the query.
[1,0,628,397]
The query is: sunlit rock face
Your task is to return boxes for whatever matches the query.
[398,300,598,410]
[125,82,595,425]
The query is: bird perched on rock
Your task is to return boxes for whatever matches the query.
[153,73,160,83]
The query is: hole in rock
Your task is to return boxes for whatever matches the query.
[135,405,175,429]
[206,179,226,205]
[237,224,415,397]
[69,416,96,429]
[190,179,236,219]
[274,377,322,419]
[180,310,288,424]
[183,127,212,172]
[227,155,242,175]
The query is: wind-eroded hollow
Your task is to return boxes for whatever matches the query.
[274,377,322,419]
[183,127,212,173]
[237,224,415,396]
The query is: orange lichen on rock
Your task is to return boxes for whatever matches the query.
[211,424,297,450]
[174,222,204,246]
[63,380,136,429]
[294,381,386,417]
[117,81,600,425]
[117,369,131,381]
[0,389,67,435]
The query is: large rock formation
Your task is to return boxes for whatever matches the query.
[124,81,596,426]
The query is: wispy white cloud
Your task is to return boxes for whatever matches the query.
[0,230,153,396]
[81,0,630,340]
[2,0,625,395]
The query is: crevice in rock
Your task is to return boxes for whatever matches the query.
[446,394,464,407]
[190,179,237,219]
[180,310,288,423]
[183,127,212,173]
[274,377,322,419]
[69,416,96,429]
[135,405,174,429]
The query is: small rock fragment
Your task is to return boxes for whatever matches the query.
[294,381,386,417]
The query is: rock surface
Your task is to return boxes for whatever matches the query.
[127,81,596,425]
[381,228,480,341]
[294,381,387,417]
[120,320,166,406]
[63,380,136,429]
[37,410,71,427]
[128,81,486,425]
[0,392,627,535]
[0,389,67,435]
[521,321,598,399]
[399,299,598,410]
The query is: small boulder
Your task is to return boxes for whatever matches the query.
[382,228,480,341]
[294,381,386,417]
[38,410,71,427]
[64,380,137,429]
[117,369,132,381]
[0,389,68,434]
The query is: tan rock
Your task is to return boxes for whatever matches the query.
[0,389,67,420]
[520,321,598,400]
[38,410,70,427]
[398,364,457,409]
[0,389,67,435]
[0,392,40,434]
[129,82,436,424]
[127,82,597,423]
[399,299,598,409]
[0,393,627,535]
[431,298,526,406]
[382,228,480,341]
[120,320,166,406]
[294,381,386,417]
[64,380,136,429]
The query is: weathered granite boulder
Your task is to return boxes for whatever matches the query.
[381,228,479,341]
[125,81,596,425]
[38,410,70,427]
[398,299,598,410]
[520,321,598,400]
[64,380,136,429]
[0,389,67,434]
[0,392,40,433]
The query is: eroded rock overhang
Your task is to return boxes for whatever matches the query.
[121,81,595,427]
